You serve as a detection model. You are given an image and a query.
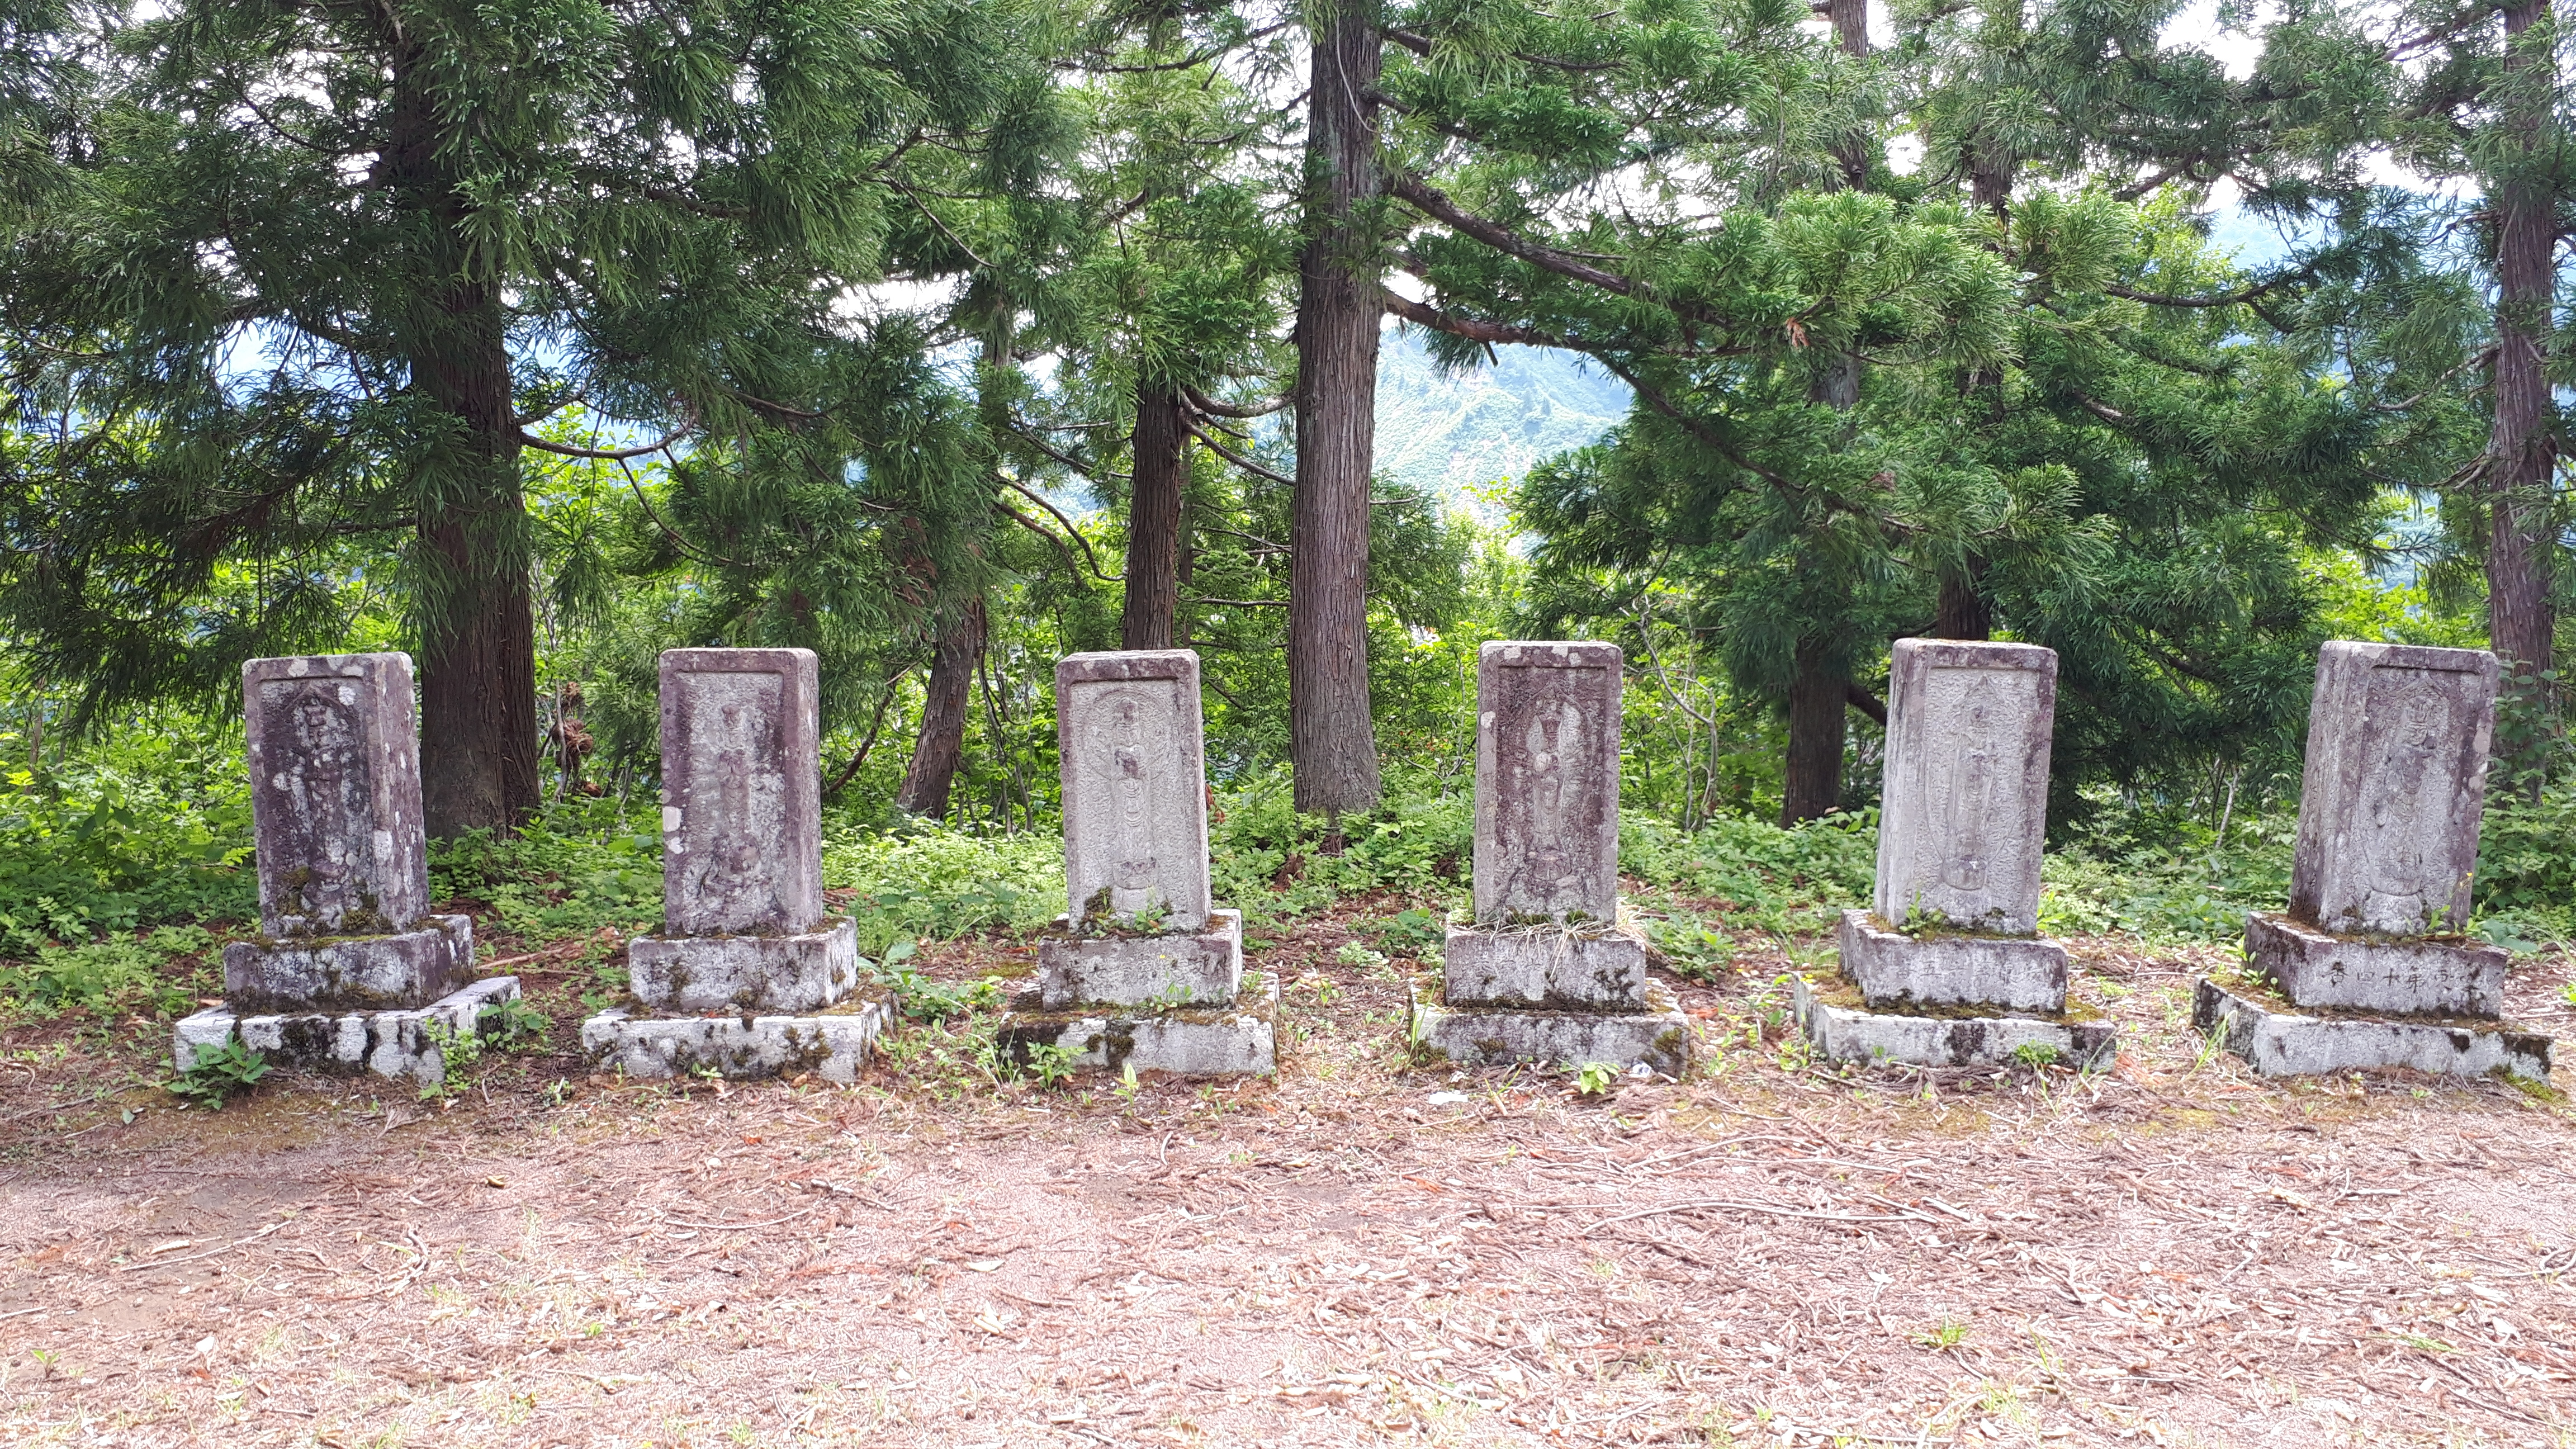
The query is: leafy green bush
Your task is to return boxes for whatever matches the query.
[0,722,254,951]
[2,925,217,1016]
[2475,788,2576,944]
[822,822,1063,954]
[1208,766,1474,916]
[430,796,665,939]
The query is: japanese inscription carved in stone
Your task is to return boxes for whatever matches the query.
[1057,651,1211,932]
[1873,640,2058,936]
[244,653,429,939]
[1474,641,1621,925]
[2287,642,2497,937]
[659,649,823,937]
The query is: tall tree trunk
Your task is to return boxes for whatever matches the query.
[898,596,987,820]
[1782,639,1846,824]
[2488,0,2561,782]
[1826,0,1870,189]
[1290,0,1385,818]
[1934,570,1992,640]
[385,37,538,839]
[1124,381,1189,651]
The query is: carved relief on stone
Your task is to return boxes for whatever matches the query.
[2290,642,2497,937]
[1474,642,1621,924]
[657,648,823,938]
[1056,651,1211,932]
[242,653,428,940]
[1873,641,2056,937]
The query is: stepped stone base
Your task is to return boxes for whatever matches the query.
[1836,910,2068,1013]
[1442,922,1648,1009]
[173,976,521,1087]
[581,992,891,1084]
[2244,912,2506,1018]
[1794,974,2114,1069]
[1408,977,1691,1078]
[998,971,1279,1076]
[1037,910,1242,1009]
[628,917,859,1015]
[2195,978,2553,1081]
[220,913,476,1015]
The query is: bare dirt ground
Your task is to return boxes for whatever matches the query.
[2,904,2573,1448]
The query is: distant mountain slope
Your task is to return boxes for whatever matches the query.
[1374,329,1631,517]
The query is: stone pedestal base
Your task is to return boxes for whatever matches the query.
[1037,910,1242,1009]
[2195,977,2552,1081]
[220,914,475,1014]
[2244,912,2506,1017]
[1794,974,2114,1069]
[173,976,521,1087]
[999,970,1278,1076]
[1408,977,1691,1077]
[581,992,891,1084]
[628,917,859,1014]
[1836,910,2067,1012]
[1441,922,1647,1009]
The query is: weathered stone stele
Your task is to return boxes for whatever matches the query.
[1413,641,1690,1075]
[2205,641,2550,1079]
[658,648,823,937]
[1473,641,1621,925]
[1802,639,2098,1069]
[615,647,863,1023]
[2286,642,2497,938]
[1873,639,2057,935]
[1003,650,1273,1076]
[191,652,496,1083]
[224,654,474,1014]
[244,652,430,940]
[1057,650,1212,932]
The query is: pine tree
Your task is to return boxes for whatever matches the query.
[0,0,1061,835]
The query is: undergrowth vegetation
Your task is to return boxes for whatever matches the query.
[0,713,2567,1032]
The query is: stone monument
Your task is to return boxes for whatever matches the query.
[2198,642,2552,1078]
[1408,641,1690,1077]
[996,650,1276,1074]
[1795,639,2114,1068]
[173,653,517,1086]
[582,648,886,1081]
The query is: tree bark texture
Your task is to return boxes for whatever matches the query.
[1782,639,1847,824]
[1826,0,1871,186]
[2487,0,2561,740]
[1124,381,1189,651]
[385,35,539,840]
[898,596,987,820]
[1290,0,1385,817]
[1933,571,1993,640]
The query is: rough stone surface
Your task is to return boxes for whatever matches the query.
[1409,977,1691,1077]
[1873,639,2057,936]
[581,995,890,1085]
[1836,910,2068,1013]
[999,970,1277,1076]
[1473,641,1622,925]
[2196,978,2550,1081]
[1441,921,1647,1010]
[243,652,431,940]
[1794,975,2114,1070]
[222,913,475,1015]
[2288,642,2499,938]
[629,917,858,1015]
[1038,910,1242,1009]
[1055,651,1212,931]
[2246,911,2505,1018]
[174,975,520,1086]
[659,648,824,937]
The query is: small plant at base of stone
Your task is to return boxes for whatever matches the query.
[477,997,551,1051]
[419,1017,483,1103]
[1571,1061,1619,1096]
[1022,1041,1079,1090]
[871,939,1002,1021]
[167,1038,269,1109]
[1334,940,1391,976]
[2009,1042,2061,1071]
